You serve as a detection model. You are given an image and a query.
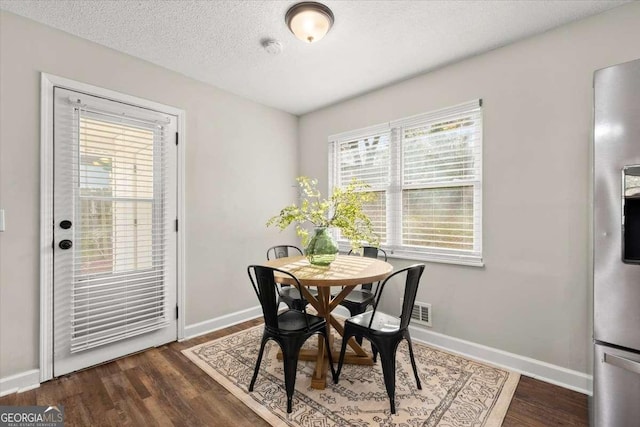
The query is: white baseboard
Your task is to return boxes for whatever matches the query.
[182,305,263,341]
[0,369,40,397]
[0,313,593,398]
[409,326,593,395]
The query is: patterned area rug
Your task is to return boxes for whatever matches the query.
[182,325,519,426]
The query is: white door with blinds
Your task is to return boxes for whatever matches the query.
[52,87,177,376]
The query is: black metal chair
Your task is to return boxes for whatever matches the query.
[335,264,425,414]
[266,244,303,261]
[337,246,387,344]
[266,245,317,310]
[247,265,336,414]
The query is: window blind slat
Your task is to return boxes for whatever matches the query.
[73,298,165,324]
[72,298,165,323]
[336,133,390,188]
[70,320,169,353]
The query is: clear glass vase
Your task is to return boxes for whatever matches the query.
[305,227,339,266]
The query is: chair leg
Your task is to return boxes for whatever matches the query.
[347,306,365,345]
[335,326,353,383]
[375,343,398,415]
[381,357,397,414]
[249,335,269,392]
[322,326,338,383]
[372,344,378,363]
[405,336,422,389]
[281,340,304,414]
[282,355,298,413]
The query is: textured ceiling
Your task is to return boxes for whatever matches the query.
[0,0,629,115]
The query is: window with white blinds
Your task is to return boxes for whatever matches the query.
[329,126,390,242]
[68,103,172,352]
[329,100,483,266]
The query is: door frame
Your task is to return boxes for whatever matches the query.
[39,73,187,382]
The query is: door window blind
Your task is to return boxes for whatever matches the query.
[66,101,172,352]
[329,100,483,265]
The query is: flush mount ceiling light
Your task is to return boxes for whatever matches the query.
[285,2,334,44]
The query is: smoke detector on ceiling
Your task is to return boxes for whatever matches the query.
[262,39,283,55]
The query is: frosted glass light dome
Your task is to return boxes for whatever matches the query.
[285,2,334,44]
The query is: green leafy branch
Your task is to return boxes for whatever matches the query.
[266,176,380,250]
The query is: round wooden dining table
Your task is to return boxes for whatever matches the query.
[263,254,393,389]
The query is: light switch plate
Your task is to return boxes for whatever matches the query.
[0,209,5,231]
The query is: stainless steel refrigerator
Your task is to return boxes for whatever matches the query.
[593,58,640,426]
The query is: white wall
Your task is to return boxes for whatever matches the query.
[298,3,640,375]
[0,11,297,379]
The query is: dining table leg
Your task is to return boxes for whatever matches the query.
[310,287,332,389]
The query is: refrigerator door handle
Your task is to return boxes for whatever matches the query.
[604,352,640,375]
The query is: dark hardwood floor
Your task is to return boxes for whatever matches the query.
[0,319,588,426]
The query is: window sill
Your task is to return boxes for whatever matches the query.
[337,242,484,268]
[385,251,484,268]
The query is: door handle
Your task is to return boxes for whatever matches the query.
[604,353,640,375]
[59,240,73,250]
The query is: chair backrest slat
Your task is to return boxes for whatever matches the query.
[248,265,307,330]
[361,246,380,259]
[347,246,388,291]
[399,265,424,329]
[368,264,425,330]
[266,245,303,261]
[266,246,304,290]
